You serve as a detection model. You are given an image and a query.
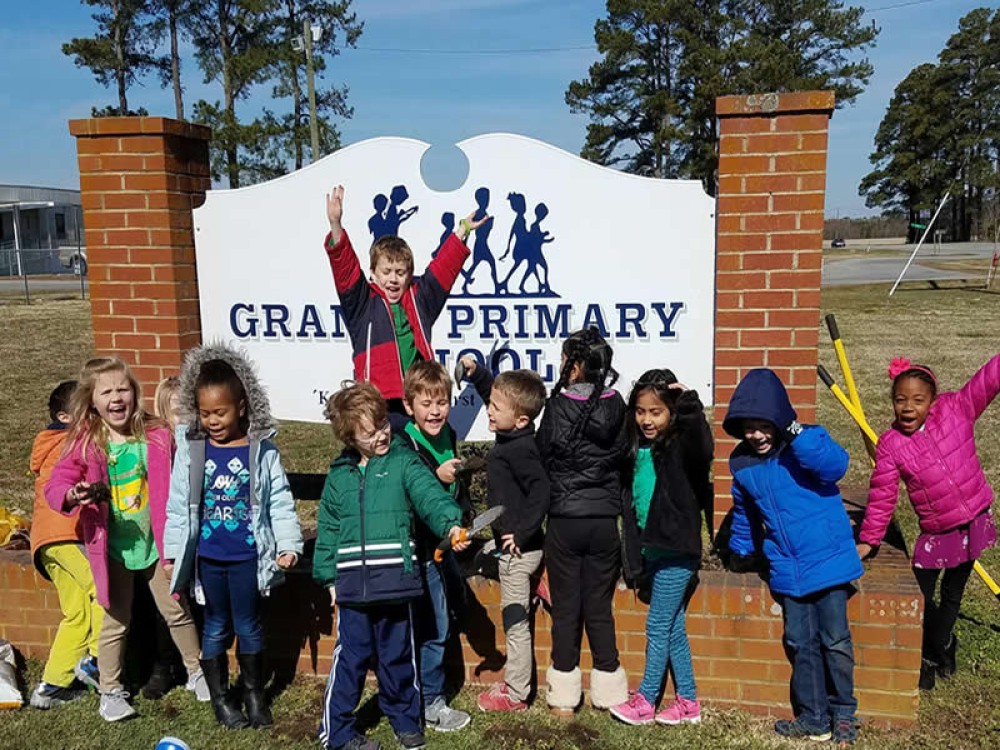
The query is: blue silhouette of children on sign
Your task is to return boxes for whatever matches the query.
[384,184,418,236]
[368,194,389,240]
[461,187,499,295]
[524,202,554,294]
[434,212,456,258]
[497,192,528,295]
[497,193,556,296]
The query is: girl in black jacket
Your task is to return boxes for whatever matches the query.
[611,369,714,727]
[536,327,629,713]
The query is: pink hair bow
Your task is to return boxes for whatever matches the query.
[887,357,912,380]
[888,356,936,383]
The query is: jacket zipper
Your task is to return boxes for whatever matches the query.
[380,296,405,382]
[924,430,967,523]
[409,286,429,358]
[769,448,801,588]
[358,465,368,600]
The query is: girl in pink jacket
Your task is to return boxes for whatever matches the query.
[857,352,1000,690]
[46,357,207,722]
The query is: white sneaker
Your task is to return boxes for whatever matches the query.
[185,669,211,702]
[99,688,137,722]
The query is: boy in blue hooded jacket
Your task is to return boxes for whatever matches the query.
[724,368,862,746]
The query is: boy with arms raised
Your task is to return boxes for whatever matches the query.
[323,185,486,419]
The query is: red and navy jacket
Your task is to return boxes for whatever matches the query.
[325,230,470,400]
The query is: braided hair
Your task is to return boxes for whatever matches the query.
[553,327,619,441]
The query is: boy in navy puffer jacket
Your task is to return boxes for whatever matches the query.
[724,368,862,746]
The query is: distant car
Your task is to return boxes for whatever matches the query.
[831,237,846,249]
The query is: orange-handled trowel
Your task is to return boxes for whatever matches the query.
[433,504,505,562]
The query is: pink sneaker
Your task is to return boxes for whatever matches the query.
[656,695,701,725]
[477,682,527,712]
[609,691,655,725]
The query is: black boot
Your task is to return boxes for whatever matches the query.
[919,658,937,691]
[200,655,249,729]
[141,661,178,700]
[237,652,272,729]
[937,634,958,679]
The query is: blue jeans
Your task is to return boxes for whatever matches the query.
[638,554,699,703]
[779,584,857,729]
[415,560,450,707]
[199,557,263,658]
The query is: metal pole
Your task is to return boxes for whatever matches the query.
[304,19,320,162]
[888,191,951,297]
[77,205,86,299]
[12,206,29,304]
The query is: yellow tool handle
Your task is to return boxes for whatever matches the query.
[974,561,1000,599]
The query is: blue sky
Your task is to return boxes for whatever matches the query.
[0,0,988,217]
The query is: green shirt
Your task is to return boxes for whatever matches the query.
[391,302,419,374]
[404,422,457,495]
[106,439,158,570]
[632,447,671,562]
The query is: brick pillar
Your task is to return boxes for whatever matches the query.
[712,91,834,516]
[69,117,211,398]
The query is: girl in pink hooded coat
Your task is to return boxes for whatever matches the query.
[46,357,207,722]
[857,353,1000,690]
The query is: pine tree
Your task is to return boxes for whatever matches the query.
[150,0,196,119]
[860,8,1000,242]
[63,0,167,115]
[567,0,877,192]
[186,0,280,187]
[269,0,362,169]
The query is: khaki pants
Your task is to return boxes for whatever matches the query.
[98,558,201,692]
[498,549,543,702]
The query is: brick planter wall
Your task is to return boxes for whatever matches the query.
[0,533,921,725]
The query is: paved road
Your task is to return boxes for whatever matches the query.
[822,242,996,287]
[0,277,88,296]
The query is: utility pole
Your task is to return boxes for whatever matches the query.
[303,19,320,162]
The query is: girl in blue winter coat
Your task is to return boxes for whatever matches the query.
[163,343,303,730]
[725,368,862,747]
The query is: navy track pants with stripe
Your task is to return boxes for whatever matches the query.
[319,602,421,748]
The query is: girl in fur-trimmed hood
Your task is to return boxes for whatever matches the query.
[163,342,302,730]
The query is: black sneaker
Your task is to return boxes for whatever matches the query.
[142,663,180,700]
[395,731,426,750]
[774,717,831,741]
[832,714,860,746]
[937,635,958,679]
[335,737,381,750]
[919,658,937,690]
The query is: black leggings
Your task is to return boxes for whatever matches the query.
[913,562,974,663]
[545,517,621,673]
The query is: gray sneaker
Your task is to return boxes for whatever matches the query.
[185,668,211,702]
[99,689,137,722]
[424,697,471,732]
[30,682,86,709]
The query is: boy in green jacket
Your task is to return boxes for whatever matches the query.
[313,382,467,750]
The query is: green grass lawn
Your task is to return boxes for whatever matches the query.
[2,282,1000,748]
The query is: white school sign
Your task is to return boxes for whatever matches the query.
[193,134,716,440]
